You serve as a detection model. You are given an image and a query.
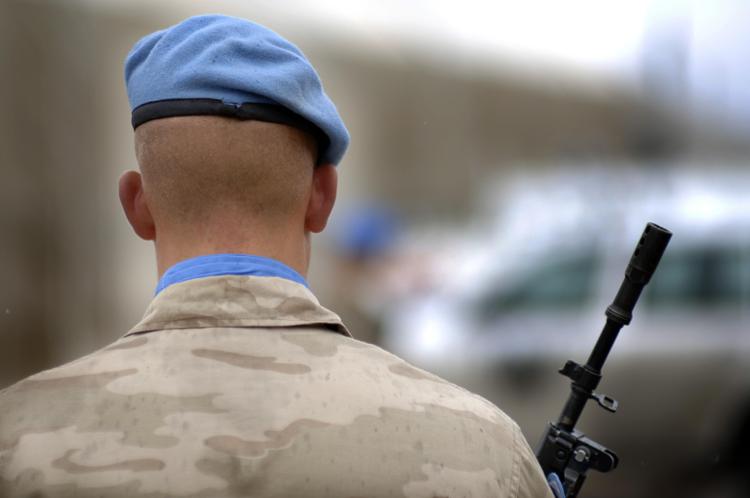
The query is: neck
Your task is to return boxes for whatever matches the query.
[153,223,310,279]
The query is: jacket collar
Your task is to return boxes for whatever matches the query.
[126,275,350,337]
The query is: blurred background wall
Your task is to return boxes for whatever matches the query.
[1,1,749,497]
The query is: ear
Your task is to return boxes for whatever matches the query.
[118,170,156,241]
[304,164,337,233]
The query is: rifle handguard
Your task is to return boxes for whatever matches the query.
[536,222,672,497]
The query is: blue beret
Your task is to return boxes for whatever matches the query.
[124,14,350,165]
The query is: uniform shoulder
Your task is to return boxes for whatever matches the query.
[311,335,554,497]
[1,334,148,393]
[328,334,520,428]
[0,335,148,442]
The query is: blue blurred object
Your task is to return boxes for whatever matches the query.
[336,205,399,260]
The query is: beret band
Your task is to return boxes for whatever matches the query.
[131,98,330,155]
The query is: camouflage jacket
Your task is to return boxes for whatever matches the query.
[0,275,553,497]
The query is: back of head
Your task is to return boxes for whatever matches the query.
[135,116,317,231]
[124,14,350,244]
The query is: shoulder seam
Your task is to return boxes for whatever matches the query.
[510,422,523,498]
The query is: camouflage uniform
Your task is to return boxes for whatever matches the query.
[0,275,553,497]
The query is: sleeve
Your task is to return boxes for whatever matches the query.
[512,423,556,498]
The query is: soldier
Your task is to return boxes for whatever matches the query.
[0,14,553,497]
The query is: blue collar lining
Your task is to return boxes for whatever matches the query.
[156,254,308,295]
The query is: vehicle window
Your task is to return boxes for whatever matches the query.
[475,252,599,320]
[643,246,749,307]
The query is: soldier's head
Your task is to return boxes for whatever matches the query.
[117,15,349,275]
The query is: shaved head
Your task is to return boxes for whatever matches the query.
[134,116,317,232]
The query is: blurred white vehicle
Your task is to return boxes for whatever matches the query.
[382,166,750,498]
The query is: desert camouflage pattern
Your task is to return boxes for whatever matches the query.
[0,275,552,497]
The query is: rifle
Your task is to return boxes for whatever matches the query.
[536,222,672,497]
